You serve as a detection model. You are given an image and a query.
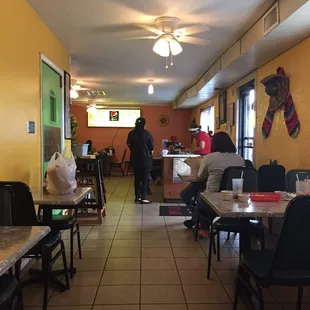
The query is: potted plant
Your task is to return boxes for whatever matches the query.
[71,115,88,156]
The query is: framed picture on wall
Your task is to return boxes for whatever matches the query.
[219,90,227,124]
[64,71,71,139]
[216,117,220,129]
[227,102,235,126]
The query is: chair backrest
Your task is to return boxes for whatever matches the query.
[0,182,38,226]
[286,169,310,192]
[244,159,254,168]
[121,149,127,164]
[271,196,310,276]
[219,166,258,192]
[258,165,286,192]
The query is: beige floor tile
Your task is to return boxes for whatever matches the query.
[26,307,92,310]
[109,247,141,258]
[179,270,220,285]
[141,285,186,304]
[101,270,140,285]
[142,231,169,240]
[212,258,239,270]
[49,286,97,306]
[74,258,106,271]
[79,248,109,259]
[114,231,142,240]
[142,247,173,258]
[141,306,187,310]
[112,239,141,247]
[173,247,206,258]
[93,306,139,310]
[142,239,171,248]
[95,285,140,305]
[142,257,176,270]
[215,270,237,285]
[168,232,195,240]
[141,270,180,284]
[90,226,117,232]
[117,226,142,232]
[211,247,239,258]
[183,285,230,303]
[171,239,200,248]
[118,220,142,226]
[82,239,113,249]
[188,305,233,310]
[106,257,140,270]
[175,258,208,270]
[23,285,54,307]
[120,215,142,219]
[86,232,115,239]
[69,270,103,286]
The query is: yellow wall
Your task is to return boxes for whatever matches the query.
[0,0,69,187]
[255,37,310,170]
[191,37,310,172]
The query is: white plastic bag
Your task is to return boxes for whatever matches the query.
[46,149,77,195]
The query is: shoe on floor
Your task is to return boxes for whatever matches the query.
[135,198,142,203]
[141,199,151,204]
[183,220,195,229]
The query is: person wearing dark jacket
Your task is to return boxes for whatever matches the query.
[127,117,154,204]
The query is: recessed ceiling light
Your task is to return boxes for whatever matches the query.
[148,80,154,95]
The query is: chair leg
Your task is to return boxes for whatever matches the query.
[194,214,200,242]
[260,230,265,250]
[108,165,112,176]
[217,232,221,261]
[297,287,303,310]
[70,227,74,279]
[226,232,231,241]
[42,253,51,310]
[207,227,213,279]
[268,217,273,234]
[256,282,265,310]
[76,222,82,259]
[233,271,241,310]
[212,234,216,255]
[60,240,70,290]
[121,165,125,177]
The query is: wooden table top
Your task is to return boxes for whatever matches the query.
[200,192,289,218]
[32,187,92,206]
[0,226,50,276]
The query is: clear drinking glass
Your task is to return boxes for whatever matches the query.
[296,181,309,195]
[232,179,243,196]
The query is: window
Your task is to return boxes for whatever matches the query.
[200,105,214,133]
[238,81,255,162]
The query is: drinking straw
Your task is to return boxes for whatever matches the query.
[241,171,244,179]
[296,174,300,182]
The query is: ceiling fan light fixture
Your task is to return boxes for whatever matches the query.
[170,38,182,56]
[153,38,170,57]
[72,84,81,91]
[148,82,154,95]
[70,89,79,99]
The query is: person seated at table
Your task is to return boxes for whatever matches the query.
[181,132,244,233]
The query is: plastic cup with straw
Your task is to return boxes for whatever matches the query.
[232,171,244,196]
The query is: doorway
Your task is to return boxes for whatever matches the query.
[41,60,63,181]
[238,80,255,162]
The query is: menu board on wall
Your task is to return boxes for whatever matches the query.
[88,109,141,128]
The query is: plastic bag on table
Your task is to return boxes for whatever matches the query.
[46,150,77,195]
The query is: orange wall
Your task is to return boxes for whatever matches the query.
[71,105,192,161]
[255,37,310,170]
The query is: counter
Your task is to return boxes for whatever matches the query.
[162,154,200,201]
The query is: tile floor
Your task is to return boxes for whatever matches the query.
[24,176,310,310]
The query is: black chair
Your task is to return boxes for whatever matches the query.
[244,159,254,168]
[258,165,286,192]
[233,196,310,310]
[258,165,286,234]
[0,274,24,310]
[124,161,131,175]
[286,169,310,192]
[195,167,265,279]
[0,182,70,310]
[108,150,127,176]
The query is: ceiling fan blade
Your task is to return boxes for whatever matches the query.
[135,23,163,35]
[175,24,209,36]
[121,35,159,40]
[178,36,210,45]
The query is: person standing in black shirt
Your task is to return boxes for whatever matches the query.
[127,117,154,204]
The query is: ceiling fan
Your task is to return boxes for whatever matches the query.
[122,16,210,67]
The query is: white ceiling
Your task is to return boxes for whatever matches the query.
[27,0,273,105]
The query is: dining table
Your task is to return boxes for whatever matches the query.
[31,187,93,225]
[0,226,51,277]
